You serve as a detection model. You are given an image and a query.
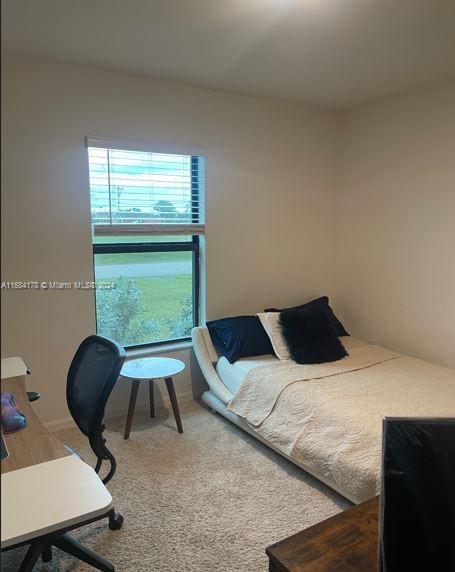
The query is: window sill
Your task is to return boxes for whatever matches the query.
[126,340,193,359]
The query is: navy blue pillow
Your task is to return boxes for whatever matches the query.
[206,316,274,363]
[265,296,349,337]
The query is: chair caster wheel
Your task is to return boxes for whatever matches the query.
[109,512,124,530]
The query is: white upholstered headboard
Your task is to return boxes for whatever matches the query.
[191,326,234,404]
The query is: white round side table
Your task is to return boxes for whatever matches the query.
[120,357,185,439]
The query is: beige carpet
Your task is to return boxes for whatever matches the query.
[1,401,350,571]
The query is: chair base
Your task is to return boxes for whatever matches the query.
[108,511,124,530]
[20,533,114,572]
[2,508,122,572]
[42,544,53,563]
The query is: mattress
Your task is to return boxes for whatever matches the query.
[227,343,455,501]
[215,337,367,395]
[216,355,278,395]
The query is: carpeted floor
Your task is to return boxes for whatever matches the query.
[1,401,350,571]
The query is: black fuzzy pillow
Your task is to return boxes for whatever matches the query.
[265,295,349,337]
[279,307,348,364]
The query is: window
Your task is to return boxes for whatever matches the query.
[87,139,205,348]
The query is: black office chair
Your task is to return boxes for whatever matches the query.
[23,364,40,403]
[36,335,126,570]
[66,334,126,523]
[26,391,40,402]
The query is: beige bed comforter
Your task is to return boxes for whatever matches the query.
[227,343,455,501]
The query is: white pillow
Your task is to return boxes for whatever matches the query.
[257,312,291,360]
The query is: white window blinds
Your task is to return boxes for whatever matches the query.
[87,138,205,236]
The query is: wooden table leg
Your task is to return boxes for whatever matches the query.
[124,380,140,440]
[148,379,155,418]
[164,377,183,433]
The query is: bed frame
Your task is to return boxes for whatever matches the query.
[191,326,362,504]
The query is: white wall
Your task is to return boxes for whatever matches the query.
[335,81,455,368]
[1,55,338,424]
[4,56,453,426]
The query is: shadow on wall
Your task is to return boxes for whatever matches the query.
[190,349,208,400]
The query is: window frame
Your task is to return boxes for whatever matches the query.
[90,150,203,350]
[92,237,200,350]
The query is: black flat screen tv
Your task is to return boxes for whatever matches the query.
[380,417,455,572]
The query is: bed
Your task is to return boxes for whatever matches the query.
[192,326,455,504]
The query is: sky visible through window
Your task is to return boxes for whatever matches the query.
[88,148,194,225]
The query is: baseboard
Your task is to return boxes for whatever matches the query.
[45,390,195,433]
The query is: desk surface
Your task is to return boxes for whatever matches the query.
[1,455,113,548]
[267,497,379,571]
[1,375,71,474]
[1,366,113,549]
[1,357,28,380]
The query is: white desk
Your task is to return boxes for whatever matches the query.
[1,356,28,379]
[1,360,115,567]
[1,455,112,548]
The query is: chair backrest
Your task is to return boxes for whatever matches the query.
[67,335,125,456]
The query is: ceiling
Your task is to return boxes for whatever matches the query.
[3,0,455,109]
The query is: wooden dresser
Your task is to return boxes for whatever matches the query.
[266,497,379,571]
